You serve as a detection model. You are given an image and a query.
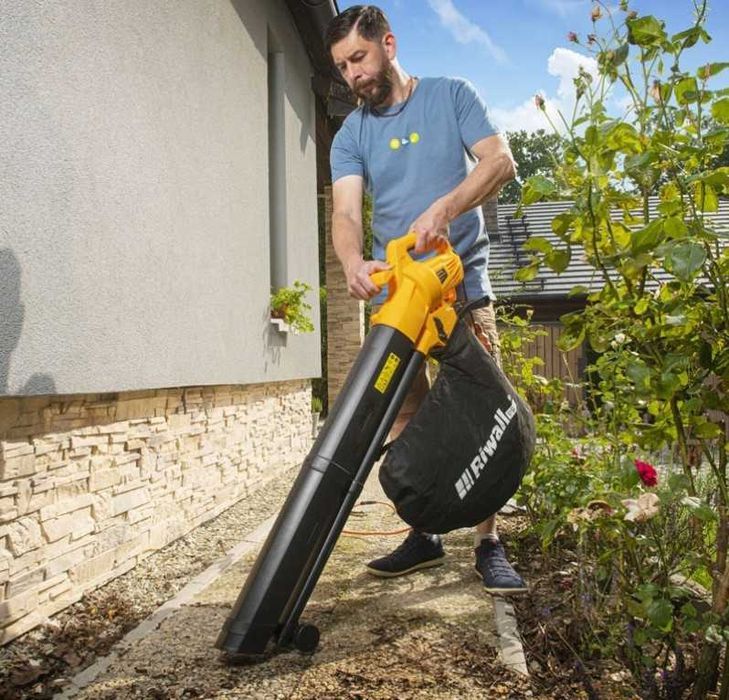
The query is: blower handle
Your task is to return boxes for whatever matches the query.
[369,232,452,289]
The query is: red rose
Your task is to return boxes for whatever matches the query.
[635,459,658,487]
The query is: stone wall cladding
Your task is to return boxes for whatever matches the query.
[0,380,312,644]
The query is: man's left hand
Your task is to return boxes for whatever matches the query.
[410,198,451,253]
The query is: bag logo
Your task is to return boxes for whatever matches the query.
[455,396,518,500]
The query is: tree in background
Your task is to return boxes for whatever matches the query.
[499,129,562,204]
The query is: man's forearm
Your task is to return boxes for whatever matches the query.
[441,152,516,222]
[332,212,365,274]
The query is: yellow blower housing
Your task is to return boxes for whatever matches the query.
[370,232,464,356]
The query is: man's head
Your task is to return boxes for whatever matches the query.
[325,5,396,109]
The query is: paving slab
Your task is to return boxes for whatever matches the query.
[63,469,521,699]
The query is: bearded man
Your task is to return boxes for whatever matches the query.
[325,5,527,594]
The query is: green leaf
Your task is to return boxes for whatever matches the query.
[552,212,575,237]
[634,297,649,315]
[523,236,553,254]
[697,62,729,80]
[522,175,557,205]
[545,248,571,273]
[664,217,688,239]
[671,26,710,49]
[681,496,717,522]
[632,220,664,255]
[626,360,651,392]
[558,326,585,352]
[712,98,729,125]
[613,42,630,67]
[694,183,719,212]
[664,241,706,281]
[515,264,539,282]
[605,122,643,154]
[676,77,698,105]
[568,285,590,298]
[646,599,674,632]
[628,16,667,47]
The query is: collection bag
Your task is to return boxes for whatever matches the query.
[379,318,536,534]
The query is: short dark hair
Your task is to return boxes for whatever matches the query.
[324,5,391,53]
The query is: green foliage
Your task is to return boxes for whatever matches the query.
[501,129,563,205]
[270,280,314,334]
[510,1,729,693]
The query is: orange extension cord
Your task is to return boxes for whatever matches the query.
[341,500,413,537]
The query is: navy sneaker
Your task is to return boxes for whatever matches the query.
[475,539,528,594]
[366,531,446,578]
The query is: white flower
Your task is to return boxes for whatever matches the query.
[621,493,660,523]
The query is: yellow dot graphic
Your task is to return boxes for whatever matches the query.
[409,132,420,143]
[389,138,401,150]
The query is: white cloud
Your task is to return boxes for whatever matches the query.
[489,47,598,134]
[427,0,508,65]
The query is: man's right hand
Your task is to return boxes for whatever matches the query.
[344,258,391,300]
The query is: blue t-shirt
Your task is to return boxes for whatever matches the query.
[330,76,498,305]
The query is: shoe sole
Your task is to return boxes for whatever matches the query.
[366,555,446,578]
[475,571,529,595]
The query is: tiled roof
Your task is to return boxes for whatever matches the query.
[488,198,729,300]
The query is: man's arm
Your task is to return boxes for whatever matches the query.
[410,133,516,252]
[331,175,390,300]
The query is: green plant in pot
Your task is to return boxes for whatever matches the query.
[270,280,314,334]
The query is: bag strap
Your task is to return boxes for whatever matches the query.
[455,295,492,319]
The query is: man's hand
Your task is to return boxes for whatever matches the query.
[345,258,391,300]
[410,198,451,253]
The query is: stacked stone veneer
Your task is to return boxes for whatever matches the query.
[0,380,312,644]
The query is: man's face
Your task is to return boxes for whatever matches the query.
[331,29,394,108]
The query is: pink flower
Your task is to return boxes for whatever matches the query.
[635,459,658,487]
[622,493,660,522]
[534,94,545,110]
[567,31,579,43]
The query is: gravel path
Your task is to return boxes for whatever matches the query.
[66,471,535,699]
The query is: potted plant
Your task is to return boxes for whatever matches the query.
[270,280,314,334]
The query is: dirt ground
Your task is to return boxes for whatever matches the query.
[64,475,538,699]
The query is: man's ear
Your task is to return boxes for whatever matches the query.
[382,32,397,60]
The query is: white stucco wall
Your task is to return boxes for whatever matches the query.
[0,0,321,396]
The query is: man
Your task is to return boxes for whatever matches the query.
[325,5,527,594]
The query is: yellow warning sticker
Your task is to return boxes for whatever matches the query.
[374,352,401,394]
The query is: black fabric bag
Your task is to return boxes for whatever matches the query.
[379,318,536,534]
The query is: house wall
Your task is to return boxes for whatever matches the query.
[0,0,323,642]
[0,0,320,396]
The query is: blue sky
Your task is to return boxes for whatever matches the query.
[336,0,729,133]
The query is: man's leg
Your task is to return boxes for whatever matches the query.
[470,306,528,594]
[366,362,446,577]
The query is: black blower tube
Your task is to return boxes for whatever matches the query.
[216,323,424,656]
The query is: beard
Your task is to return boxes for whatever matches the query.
[353,64,394,108]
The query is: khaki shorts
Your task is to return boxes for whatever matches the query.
[381,303,500,438]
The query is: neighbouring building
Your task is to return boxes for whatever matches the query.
[0,0,352,644]
[488,197,729,393]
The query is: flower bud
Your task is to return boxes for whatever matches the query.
[534,94,546,110]
[591,5,602,21]
[567,31,578,43]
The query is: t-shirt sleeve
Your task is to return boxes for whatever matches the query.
[450,78,498,150]
[330,120,364,182]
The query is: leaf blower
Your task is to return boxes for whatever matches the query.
[215,232,463,658]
